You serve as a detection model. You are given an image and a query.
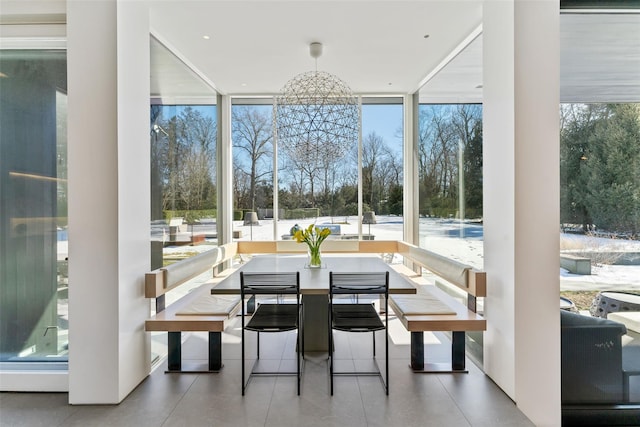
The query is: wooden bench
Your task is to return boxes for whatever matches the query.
[389,242,486,373]
[145,242,240,373]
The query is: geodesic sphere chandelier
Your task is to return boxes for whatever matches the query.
[274,42,359,163]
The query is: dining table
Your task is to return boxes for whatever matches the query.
[211,254,417,353]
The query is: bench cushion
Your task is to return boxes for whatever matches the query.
[176,295,240,316]
[391,294,456,315]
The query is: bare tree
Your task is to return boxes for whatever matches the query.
[156,107,216,213]
[232,107,273,211]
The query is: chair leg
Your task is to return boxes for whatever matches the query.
[329,331,334,396]
[297,330,301,395]
[329,308,334,396]
[385,330,389,395]
[241,320,245,396]
[301,304,305,358]
[256,331,260,359]
[298,301,302,394]
[385,303,389,395]
[372,330,376,357]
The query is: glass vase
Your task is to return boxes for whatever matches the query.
[308,246,322,268]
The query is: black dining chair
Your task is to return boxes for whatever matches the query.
[328,271,389,395]
[240,271,302,395]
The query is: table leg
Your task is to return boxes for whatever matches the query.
[302,295,329,353]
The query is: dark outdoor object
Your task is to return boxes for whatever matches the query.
[240,272,302,395]
[560,296,578,312]
[561,310,640,425]
[328,271,389,395]
[362,211,377,224]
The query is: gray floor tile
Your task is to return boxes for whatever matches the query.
[0,328,533,427]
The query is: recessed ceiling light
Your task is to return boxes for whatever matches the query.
[241,83,247,87]
[388,82,393,86]
[423,34,430,39]
[202,35,210,40]
[475,84,483,89]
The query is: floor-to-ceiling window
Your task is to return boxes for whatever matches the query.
[231,101,274,241]
[149,35,218,270]
[0,49,68,367]
[150,103,218,264]
[559,102,640,406]
[360,99,404,242]
[231,97,403,242]
[417,104,483,268]
[417,103,484,363]
[149,36,218,365]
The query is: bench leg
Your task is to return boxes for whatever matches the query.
[410,332,424,370]
[167,331,182,372]
[451,331,466,371]
[209,331,223,371]
[166,331,223,373]
[410,331,469,374]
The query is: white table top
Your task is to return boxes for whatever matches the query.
[210,254,417,295]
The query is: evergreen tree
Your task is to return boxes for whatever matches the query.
[585,104,640,236]
[560,103,640,236]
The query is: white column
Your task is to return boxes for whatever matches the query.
[483,1,560,426]
[218,95,233,245]
[403,94,419,245]
[67,0,150,404]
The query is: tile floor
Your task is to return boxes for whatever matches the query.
[0,317,534,427]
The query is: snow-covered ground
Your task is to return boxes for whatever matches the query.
[162,215,640,292]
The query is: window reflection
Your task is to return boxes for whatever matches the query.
[0,50,68,363]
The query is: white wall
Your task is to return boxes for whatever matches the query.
[67,0,150,404]
[116,0,152,402]
[483,1,561,426]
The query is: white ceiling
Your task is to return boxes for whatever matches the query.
[149,0,483,98]
[148,1,640,103]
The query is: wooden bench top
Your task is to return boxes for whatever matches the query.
[145,283,240,332]
[390,285,486,332]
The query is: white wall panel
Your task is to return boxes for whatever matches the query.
[67,0,150,404]
[483,0,561,425]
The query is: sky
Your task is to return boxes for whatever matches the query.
[361,104,404,152]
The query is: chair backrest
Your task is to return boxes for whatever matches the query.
[240,272,300,297]
[329,272,389,296]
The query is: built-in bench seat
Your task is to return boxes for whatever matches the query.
[389,242,486,373]
[145,243,239,373]
[146,240,486,374]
